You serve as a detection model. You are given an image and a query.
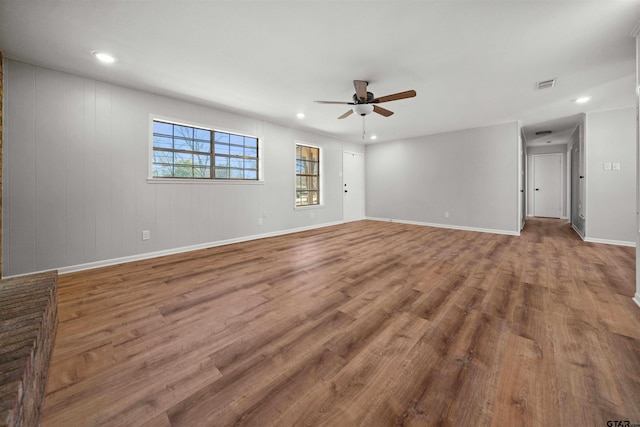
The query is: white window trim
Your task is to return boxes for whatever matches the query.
[294,141,324,210]
[147,114,264,183]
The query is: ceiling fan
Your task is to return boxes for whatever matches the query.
[315,80,417,119]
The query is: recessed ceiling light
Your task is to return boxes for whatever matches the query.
[575,96,591,104]
[296,112,305,119]
[370,135,377,140]
[92,51,116,64]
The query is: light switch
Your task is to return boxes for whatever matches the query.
[613,162,621,170]
[603,162,612,171]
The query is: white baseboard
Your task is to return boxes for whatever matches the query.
[1,221,344,278]
[365,217,520,236]
[634,293,640,310]
[583,237,636,247]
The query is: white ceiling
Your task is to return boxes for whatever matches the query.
[1,1,639,144]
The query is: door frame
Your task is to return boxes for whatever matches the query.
[532,153,563,218]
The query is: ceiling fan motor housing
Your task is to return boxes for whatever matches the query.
[353,92,375,104]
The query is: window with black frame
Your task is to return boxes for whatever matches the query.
[295,144,320,206]
[152,120,258,180]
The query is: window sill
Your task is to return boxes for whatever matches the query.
[146,178,264,185]
[294,204,324,211]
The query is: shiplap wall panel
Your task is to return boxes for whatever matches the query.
[4,59,361,276]
[5,61,37,274]
[35,67,67,271]
[109,87,124,258]
[82,79,98,264]
[64,73,87,267]
[94,81,113,263]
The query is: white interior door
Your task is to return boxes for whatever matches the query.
[343,151,365,222]
[533,154,562,218]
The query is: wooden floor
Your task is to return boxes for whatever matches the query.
[42,218,640,426]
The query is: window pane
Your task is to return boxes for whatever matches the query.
[174,125,193,139]
[215,168,229,179]
[215,143,230,155]
[153,150,174,164]
[245,137,257,148]
[193,154,211,167]
[153,164,174,177]
[174,137,194,152]
[230,134,244,145]
[154,135,173,149]
[245,147,257,158]
[296,191,308,206]
[192,141,211,153]
[309,191,319,204]
[174,152,192,165]
[174,165,193,177]
[193,166,210,178]
[244,170,257,180]
[230,158,243,168]
[215,132,229,143]
[244,159,257,170]
[154,121,173,136]
[230,168,243,179]
[215,156,229,167]
[194,128,210,141]
[229,145,244,156]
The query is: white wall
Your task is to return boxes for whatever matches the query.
[365,122,520,234]
[526,144,569,218]
[3,60,363,276]
[585,107,636,245]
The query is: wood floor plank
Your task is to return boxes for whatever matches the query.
[40,218,640,426]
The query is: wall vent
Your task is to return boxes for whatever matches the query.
[537,78,557,90]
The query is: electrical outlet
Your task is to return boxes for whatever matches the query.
[444,211,449,218]
[262,210,268,218]
[142,230,150,240]
[613,162,621,170]
[258,218,263,226]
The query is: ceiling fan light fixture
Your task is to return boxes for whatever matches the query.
[353,104,374,116]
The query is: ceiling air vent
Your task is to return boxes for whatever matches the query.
[537,79,557,90]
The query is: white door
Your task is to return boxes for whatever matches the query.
[343,151,365,222]
[533,154,562,218]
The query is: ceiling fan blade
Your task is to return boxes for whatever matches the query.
[373,105,394,117]
[354,80,368,102]
[373,90,417,103]
[338,109,354,119]
[314,100,354,105]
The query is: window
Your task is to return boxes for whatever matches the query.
[296,144,320,207]
[152,120,259,180]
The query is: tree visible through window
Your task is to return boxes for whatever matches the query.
[152,120,258,180]
[296,144,320,206]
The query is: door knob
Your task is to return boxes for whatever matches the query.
[344,190,348,193]
[535,188,540,191]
